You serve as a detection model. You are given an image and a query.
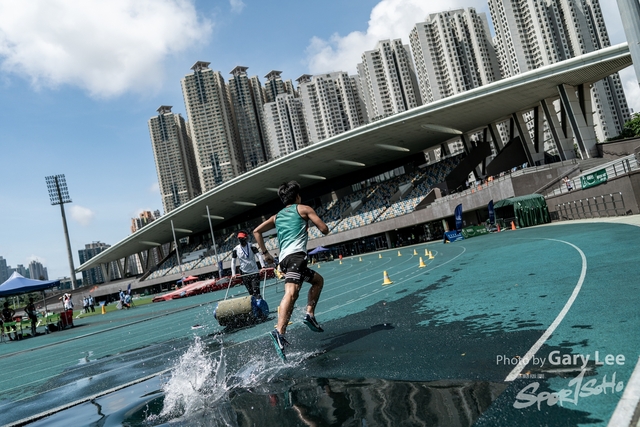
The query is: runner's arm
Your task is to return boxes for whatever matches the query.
[253,216,276,263]
[299,205,329,235]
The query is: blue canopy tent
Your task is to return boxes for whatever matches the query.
[0,272,60,314]
[308,246,332,262]
[308,246,330,255]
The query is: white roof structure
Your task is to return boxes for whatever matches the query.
[79,43,632,272]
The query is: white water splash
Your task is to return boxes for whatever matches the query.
[147,334,319,425]
[156,336,225,419]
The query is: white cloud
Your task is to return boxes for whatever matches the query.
[70,205,95,226]
[0,0,213,98]
[230,0,245,14]
[305,0,487,74]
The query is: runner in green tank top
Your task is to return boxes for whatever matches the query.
[254,181,329,361]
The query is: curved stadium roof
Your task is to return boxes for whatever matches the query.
[78,43,632,272]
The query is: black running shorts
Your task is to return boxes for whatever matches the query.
[279,251,315,285]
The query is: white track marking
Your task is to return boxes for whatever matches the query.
[505,238,587,382]
[607,356,640,427]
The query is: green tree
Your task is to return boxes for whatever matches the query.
[611,113,640,140]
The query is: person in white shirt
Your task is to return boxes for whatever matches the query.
[230,230,267,299]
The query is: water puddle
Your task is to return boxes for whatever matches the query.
[29,337,506,426]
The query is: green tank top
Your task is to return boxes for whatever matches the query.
[275,204,308,261]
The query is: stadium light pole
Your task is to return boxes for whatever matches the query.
[45,174,77,290]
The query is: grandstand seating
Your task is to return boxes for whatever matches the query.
[144,155,463,280]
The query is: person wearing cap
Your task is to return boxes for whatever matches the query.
[253,180,330,361]
[230,230,267,299]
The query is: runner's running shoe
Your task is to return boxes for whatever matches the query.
[303,314,324,332]
[269,329,289,361]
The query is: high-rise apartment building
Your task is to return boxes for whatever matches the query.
[28,259,48,280]
[488,0,630,141]
[148,106,201,214]
[0,256,8,284]
[181,61,244,192]
[78,242,120,285]
[263,93,310,159]
[297,72,368,144]
[357,39,422,122]
[228,66,269,170]
[131,210,158,234]
[410,8,502,103]
[264,70,295,104]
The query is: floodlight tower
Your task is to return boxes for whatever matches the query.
[45,174,78,290]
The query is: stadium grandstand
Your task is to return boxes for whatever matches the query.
[77,43,640,300]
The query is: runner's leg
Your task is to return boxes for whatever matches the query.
[306,273,323,317]
[277,282,301,334]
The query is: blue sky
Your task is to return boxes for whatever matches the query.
[0,0,638,281]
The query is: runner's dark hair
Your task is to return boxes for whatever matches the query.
[278,181,300,205]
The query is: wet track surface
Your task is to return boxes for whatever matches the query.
[1,218,639,426]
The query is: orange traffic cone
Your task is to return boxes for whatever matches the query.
[425,249,429,256]
[382,271,393,285]
[497,223,501,232]
[101,304,106,315]
[428,251,435,260]
[379,253,382,259]
[511,221,516,230]
[359,257,362,262]
[398,251,402,257]
[413,249,418,255]
[419,257,426,268]
[339,260,342,265]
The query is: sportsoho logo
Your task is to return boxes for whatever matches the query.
[497,351,627,410]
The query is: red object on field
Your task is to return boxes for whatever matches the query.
[60,310,74,328]
[151,268,277,302]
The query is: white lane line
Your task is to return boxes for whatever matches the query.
[608,356,640,427]
[505,238,587,382]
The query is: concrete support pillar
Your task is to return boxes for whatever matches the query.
[116,259,124,280]
[532,106,544,154]
[101,263,111,283]
[384,231,393,249]
[460,134,472,155]
[512,112,535,166]
[557,84,598,158]
[137,252,147,272]
[617,0,640,88]
[461,133,481,179]
[488,122,504,154]
[540,98,575,160]
[440,142,451,157]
